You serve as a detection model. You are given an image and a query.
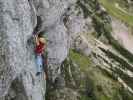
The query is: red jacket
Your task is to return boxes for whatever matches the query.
[35,41,45,54]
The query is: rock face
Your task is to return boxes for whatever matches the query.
[0,0,76,99]
[0,0,133,100]
[0,0,32,97]
[0,0,45,100]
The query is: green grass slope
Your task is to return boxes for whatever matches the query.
[69,50,133,100]
[99,0,133,26]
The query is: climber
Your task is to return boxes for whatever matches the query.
[34,32,47,79]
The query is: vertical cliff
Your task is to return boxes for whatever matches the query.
[0,0,76,99]
[0,0,46,100]
[0,0,133,100]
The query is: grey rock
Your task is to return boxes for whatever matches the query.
[0,0,45,100]
[0,0,133,100]
[0,0,76,99]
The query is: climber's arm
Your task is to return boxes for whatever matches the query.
[44,42,47,48]
[42,43,46,51]
[34,35,39,45]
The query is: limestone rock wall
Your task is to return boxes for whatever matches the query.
[0,0,34,97]
[0,0,76,99]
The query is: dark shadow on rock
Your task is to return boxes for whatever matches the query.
[5,77,28,100]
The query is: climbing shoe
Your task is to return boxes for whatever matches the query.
[36,72,41,76]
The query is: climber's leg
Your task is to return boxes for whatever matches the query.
[43,62,48,80]
[36,54,43,76]
[43,72,46,80]
[42,54,48,80]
